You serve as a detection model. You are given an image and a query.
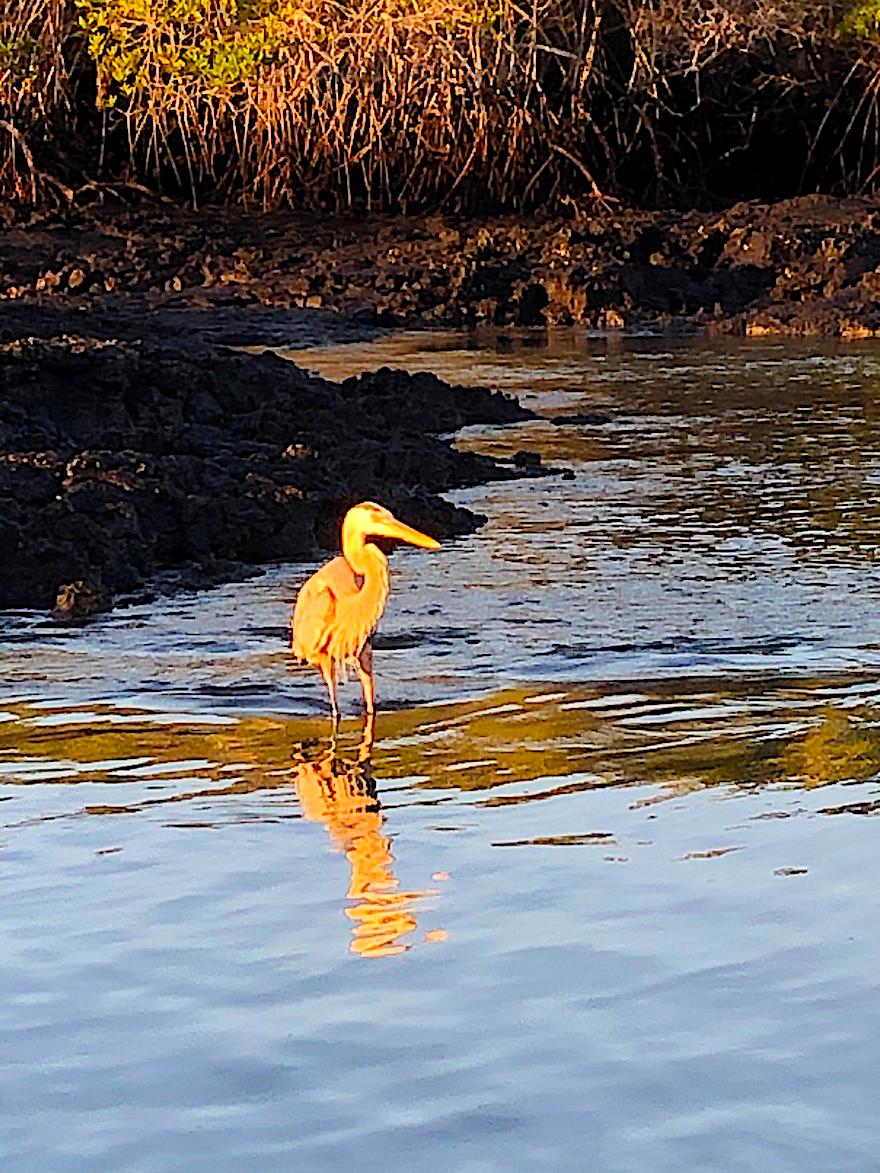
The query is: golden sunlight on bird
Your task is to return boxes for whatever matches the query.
[291,501,440,719]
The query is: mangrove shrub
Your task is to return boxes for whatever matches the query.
[4,1,880,210]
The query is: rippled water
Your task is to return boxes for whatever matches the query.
[5,333,880,1170]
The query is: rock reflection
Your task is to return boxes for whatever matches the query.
[293,719,439,958]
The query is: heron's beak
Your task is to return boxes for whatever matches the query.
[375,517,441,550]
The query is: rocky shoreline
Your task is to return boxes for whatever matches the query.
[0,334,536,616]
[4,194,880,337]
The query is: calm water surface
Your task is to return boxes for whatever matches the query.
[4,333,880,1170]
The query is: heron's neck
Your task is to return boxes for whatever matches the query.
[343,533,389,588]
[340,533,391,653]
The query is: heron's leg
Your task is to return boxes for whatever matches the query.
[359,712,375,762]
[318,656,339,722]
[356,642,375,716]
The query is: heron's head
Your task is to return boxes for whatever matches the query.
[342,501,441,551]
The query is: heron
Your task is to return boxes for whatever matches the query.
[292,501,440,719]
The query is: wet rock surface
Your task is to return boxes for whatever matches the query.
[0,335,534,613]
[4,195,880,337]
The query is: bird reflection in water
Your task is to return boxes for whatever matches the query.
[293,718,443,958]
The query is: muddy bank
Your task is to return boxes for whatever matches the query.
[4,195,880,337]
[0,336,534,615]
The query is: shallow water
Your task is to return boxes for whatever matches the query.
[5,332,880,1170]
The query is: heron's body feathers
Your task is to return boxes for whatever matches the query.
[292,551,388,674]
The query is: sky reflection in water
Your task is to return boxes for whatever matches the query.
[4,333,880,1169]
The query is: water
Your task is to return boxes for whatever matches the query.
[4,332,880,1170]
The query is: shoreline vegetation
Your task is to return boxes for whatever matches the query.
[5,3,880,213]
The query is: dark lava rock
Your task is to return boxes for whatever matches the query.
[6,197,880,338]
[0,335,539,613]
[339,367,530,431]
[513,450,543,469]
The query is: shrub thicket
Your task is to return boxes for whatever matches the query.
[3,1,880,211]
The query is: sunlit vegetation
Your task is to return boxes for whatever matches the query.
[5,2,880,209]
[840,1,880,39]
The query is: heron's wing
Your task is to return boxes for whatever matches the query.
[292,574,337,664]
[292,557,360,664]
